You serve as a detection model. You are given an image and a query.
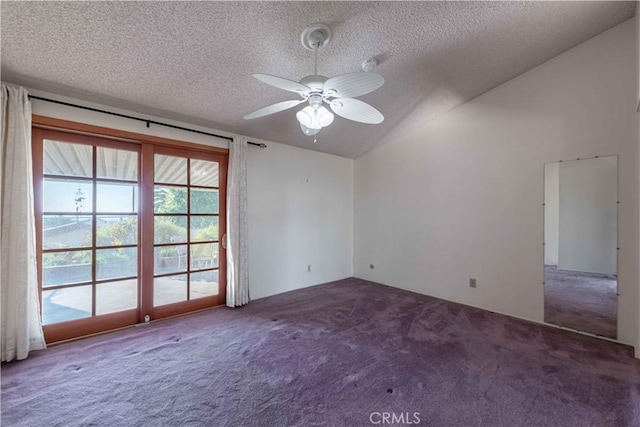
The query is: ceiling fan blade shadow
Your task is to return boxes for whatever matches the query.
[243,100,305,120]
[253,74,310,94]
[329,98,384,124]
[323,72,384,98]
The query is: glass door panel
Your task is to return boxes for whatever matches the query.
[152,153,222,309]
[38,134,139,331]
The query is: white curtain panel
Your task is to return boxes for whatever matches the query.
[226,135,249,307]
[1,84,46,361]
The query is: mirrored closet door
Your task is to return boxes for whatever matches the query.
[543,156,618,339]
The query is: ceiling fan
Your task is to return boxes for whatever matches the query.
[243,23,384,140]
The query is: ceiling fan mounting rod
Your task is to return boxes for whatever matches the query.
[313,45,318,76]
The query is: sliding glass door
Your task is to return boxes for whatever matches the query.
[33,128,226,343]
[146,146,226,320]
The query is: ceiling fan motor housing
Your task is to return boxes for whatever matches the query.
[299,75,327,93]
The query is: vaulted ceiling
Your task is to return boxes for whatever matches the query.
[1,2,635,158]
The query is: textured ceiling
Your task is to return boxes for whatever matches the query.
[1,2,635,158]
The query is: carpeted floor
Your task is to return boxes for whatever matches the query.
[3,277,639,426]
[544,265,617,338]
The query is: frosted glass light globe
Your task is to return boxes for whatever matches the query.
[296,105,334,131]
[300,123,320,136]
[296,106,316,128]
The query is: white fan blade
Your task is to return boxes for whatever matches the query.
[329,98,384,124]
[253,74,310,94]
[243,100,305,120]
[323,72,384,98]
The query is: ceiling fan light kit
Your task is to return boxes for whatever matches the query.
[297,105,334,129]
[243,23,385,142]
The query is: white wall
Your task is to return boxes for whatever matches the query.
[544,163,559,266]
[558,157,618,274]
[354,19,639,347]
[26,88,354,300]
[247,142,353,299]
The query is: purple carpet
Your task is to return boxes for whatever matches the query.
[3,278,640,426]
[545,265,617,338]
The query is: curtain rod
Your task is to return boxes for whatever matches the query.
[28,95,267,148]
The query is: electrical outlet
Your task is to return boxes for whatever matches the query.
[470,278,477,288]
[307,264,311,273]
